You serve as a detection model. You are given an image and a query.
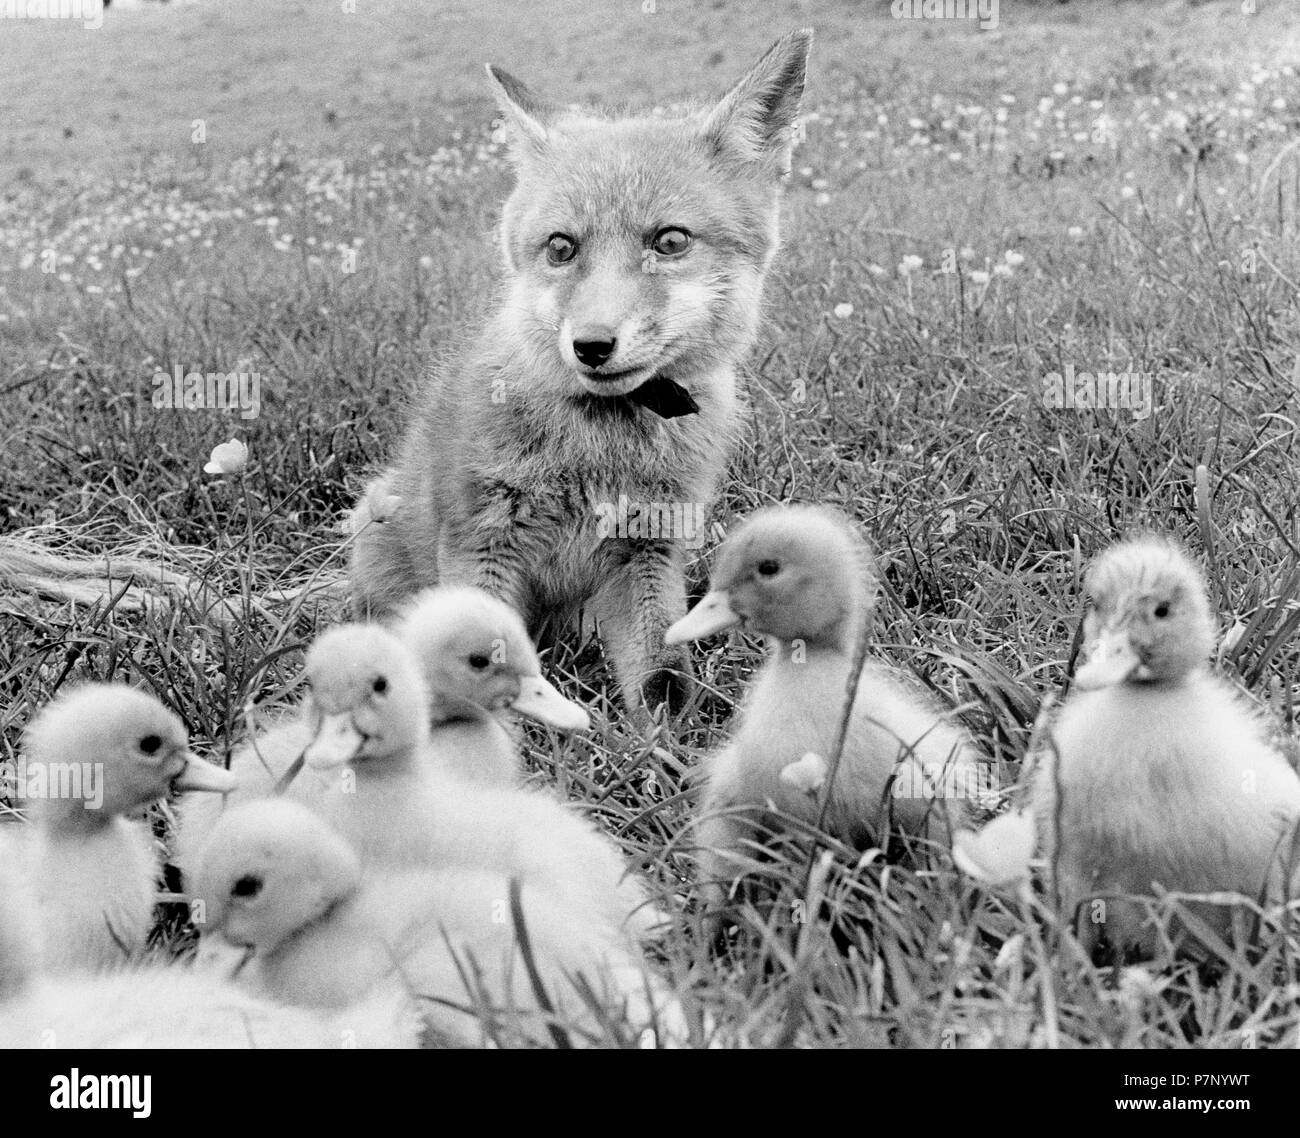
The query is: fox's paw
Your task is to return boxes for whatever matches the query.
[638,656,695,719]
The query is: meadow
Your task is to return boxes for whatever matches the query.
[3,0,1300,1047]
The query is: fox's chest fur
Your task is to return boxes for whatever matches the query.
[387,328,739,620]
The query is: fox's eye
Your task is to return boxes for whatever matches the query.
[756,560,781,578]
[139,734,163,755]
[1153,602,1170,619]
[468,653,491,671]
[372,676,388,695]
[545,234,577,265]
[232,875,263,900]
[651,228,691,257]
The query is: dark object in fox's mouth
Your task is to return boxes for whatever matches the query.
[627,376,700,419]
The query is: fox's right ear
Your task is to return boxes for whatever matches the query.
[486,64,553,160]
[701,28,813,178]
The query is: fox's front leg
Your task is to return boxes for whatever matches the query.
[592,538,692,716]
[348,473,430,619]
[434,489,544,621]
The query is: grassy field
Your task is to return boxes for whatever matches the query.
[4,0,1300,1048]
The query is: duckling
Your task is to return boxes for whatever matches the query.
[666,505,982,918]
[1,791,410,1048]
[193,799,685,1046]
[178,622,435,870]
[18,683,237,972]
[178,624,654,940]
[397,586,590,786]
[1034,535,1300,958]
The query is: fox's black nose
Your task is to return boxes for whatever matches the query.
[573,334,617,369]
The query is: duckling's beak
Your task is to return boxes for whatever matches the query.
[303,712,366,770]
[665,590,740,645]
[193,932,253,980]
[511,675,590,733]
[1075,627,1146,690]
[173,754,239,794]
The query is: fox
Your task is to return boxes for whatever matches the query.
[348,29,813,715]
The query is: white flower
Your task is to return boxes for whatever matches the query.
[969,270,990,286]
[780,751,828,794]
[203,438,249,476]
[832,302,854,320]
[959,246,976,262]
[992,262,1013,279]
[866,263,886,278]
[1053,82,1069,97]
[952,810,1035,886]
[1120,185,1137,200]
[1067,225,1085,241]
[898,254,924,276]
[1003,250,1025,268]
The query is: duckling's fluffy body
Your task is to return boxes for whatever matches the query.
[0,822,411,1048]
[0,968,415,1049]
[668,506,981,914]
[1035,536,1300,955]
[179,623,436,870]
[181,623,654,940]
[20,683,234,971]
[195,801,680,1046]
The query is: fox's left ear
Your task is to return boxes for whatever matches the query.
[701,28,813,177]
[486,64,554,160]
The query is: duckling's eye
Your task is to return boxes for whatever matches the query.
[1153,602,1171,619]
[371,676,388,695]
[468,653,491,671]
[139,734,163,755]
[756,560,781,578]
[231,875,263,899]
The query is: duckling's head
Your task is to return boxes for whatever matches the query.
[666,505,877,650]
[398,587,588,732]
[300,624,431,771]
[21,684,236,828]
[193,799,361,955]
[1075,536,1214,690]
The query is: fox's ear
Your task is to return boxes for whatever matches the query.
[701,28,813,177]
[486,64,553,159]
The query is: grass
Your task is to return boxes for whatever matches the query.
[4,0,1300,1047]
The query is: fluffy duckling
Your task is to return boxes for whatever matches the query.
[397,585,589,786]
[179,625,654,942]
[19,684,236,972]
[0,813,409,1048]
[666,505,982,918]
[1034,535,1300,958]
[178,623,435,869]
[193,800,685,1046]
